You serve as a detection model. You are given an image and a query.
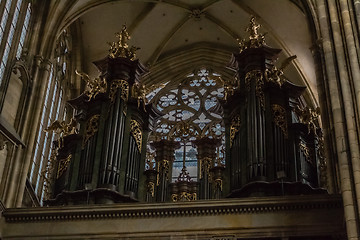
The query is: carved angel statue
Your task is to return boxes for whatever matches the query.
[45,118,78,147]
[264,55,297,87]
[132,82,166,112]
[295,106,320,135]
[108,42,117,58]
[217,76,238,101]
[246,16,261,40]
[75,70,107,101]
[116,24,130,49]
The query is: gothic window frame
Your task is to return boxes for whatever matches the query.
[147,67,226,182]
[0,0,32,108]
[28,30,71,203]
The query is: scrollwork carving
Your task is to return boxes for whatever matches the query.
[299,142,315,167]
[130,119,143,152]
[199,157,212,179]
[171,192,197,202]
[109,79,129,103]
[57,154,72,178]
[271,104,288,138]
[230,115,241,148]
[245,70,265,108]
[157,159,170,185]
[147,181,155,197]
[82,115,100,148]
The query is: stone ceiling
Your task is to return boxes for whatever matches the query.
[60,0,318,105]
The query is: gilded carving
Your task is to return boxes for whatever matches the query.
[171,192,197,202]
[214,178,223,192]
[299,142,315,166]
[245,70,265,108]
[217,76,239,101]
[145,151,156,170]
[271,104,288,138]
[75,70,107,101]
[108,25,139,60]
[42,147,58,200]
[109,79,129,103]
[45,118,78,147]
[82,115,100,148]
[147,181,155,197]
[45,118,78,136]
[237,17,266,53]
[157,159,170,185]
[295,106,320,135]
[57,154,72,178]
[230,115,241,148]
[199,157,212,179]
[130,119,142,152]
[264,56,296,87]
[132,82,166,112]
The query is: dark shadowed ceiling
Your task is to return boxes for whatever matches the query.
[60,0,318,105]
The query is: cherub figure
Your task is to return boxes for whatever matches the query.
[246,17,261,40]
[295,106,320,135]
[75,70,107,101]
[45,118,78,148]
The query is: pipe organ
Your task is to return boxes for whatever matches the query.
[45,19,326,206]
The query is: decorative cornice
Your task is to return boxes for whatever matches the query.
[3,195,342,223]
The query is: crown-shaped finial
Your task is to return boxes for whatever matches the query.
[108,24,140,60]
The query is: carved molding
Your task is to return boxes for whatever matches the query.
[3,195,342,222]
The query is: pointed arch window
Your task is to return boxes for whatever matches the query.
[29,30,70,203]
[0,0,32,85]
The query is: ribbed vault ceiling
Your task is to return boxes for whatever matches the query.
[62,0,318,105]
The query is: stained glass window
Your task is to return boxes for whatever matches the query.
[147,68,226,182]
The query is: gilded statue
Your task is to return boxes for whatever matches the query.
[132,82,166,112]
[238,16,266,52]
[108,24,140,60]
[295,106,321,135]
[264,55,297,87]
[217,76,238,101]
[45,118,78,147]
[75,70,107,101]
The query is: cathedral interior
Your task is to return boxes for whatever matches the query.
[0,0,359,239]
